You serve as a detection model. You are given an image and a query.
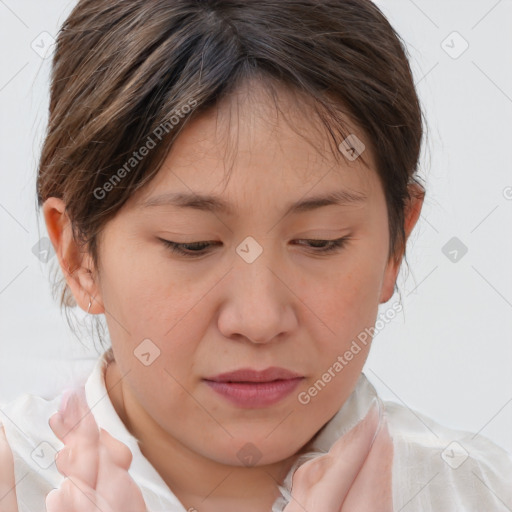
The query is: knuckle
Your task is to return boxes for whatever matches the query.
[100,428,133,468]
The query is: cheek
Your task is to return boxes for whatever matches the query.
[300,257,383,342]
[100,241,203,329]
[98,257,208,384]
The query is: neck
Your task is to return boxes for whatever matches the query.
[105,359,305,512]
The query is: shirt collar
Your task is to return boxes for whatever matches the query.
[84,349,187,511]
[84,349,381,511]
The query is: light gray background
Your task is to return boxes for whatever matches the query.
[1,0,511,455]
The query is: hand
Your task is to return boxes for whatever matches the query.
[0,424,19,512]
[46,388,148,512]
[283,402,394,512]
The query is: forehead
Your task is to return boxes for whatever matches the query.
[131,78,379,211]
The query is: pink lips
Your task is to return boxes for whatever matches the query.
[203,367,304,408]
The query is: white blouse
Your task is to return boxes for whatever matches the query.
[1,349,511,511]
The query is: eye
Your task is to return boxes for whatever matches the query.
[159,239,221,257]
[159,237,350,258]
[292,237,350,254]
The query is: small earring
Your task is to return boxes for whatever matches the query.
[87,298,92,314]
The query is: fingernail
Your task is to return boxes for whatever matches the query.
[59,389,74,415]
[59,389,80,420]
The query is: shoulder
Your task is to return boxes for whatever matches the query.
[383,400,512,511]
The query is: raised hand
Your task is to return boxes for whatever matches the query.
[46,388,148,512]
[283,401,394,512]
[0,424,19,512]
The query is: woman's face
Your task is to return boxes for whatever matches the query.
[65,81,408,466]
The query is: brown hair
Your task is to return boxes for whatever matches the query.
[36,0,427,349]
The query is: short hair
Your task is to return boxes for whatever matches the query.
[36,0,426,348]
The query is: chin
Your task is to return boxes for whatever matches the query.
[201,436,298,468]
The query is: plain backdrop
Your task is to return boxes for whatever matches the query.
[0,0,511,456]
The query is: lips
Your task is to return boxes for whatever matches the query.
[203,367,304,408]
[204,367,302,383]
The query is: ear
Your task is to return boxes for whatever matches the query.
[42,197,104,314]
[379,183,425,304]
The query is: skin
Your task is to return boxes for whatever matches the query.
[41,385,392,512]
[45,388,147,512]
[0,426,18,512]
[40,78,424,511]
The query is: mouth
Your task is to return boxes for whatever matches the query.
[203,367,304,408]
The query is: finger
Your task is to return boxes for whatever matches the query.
[52,425,145,512]
[49,389,99,447]
[46,486,70,512]
[46,477,112,512]
[284,403,380,512]
[52,429,131,481]
[49,390,100,490]
[98,429,133,471]
[95,448,148,511]
[94,435,147,511]
[51,433,99,490]
[341,417,394,512]
[0,425,19,512]
[96,467,148,512]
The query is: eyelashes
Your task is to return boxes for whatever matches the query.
[159,237,350,258]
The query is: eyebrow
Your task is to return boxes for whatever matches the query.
[140,189,367,216]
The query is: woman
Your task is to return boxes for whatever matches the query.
[1,1,510,511]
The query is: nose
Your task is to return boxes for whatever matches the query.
[217,248,298,344]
